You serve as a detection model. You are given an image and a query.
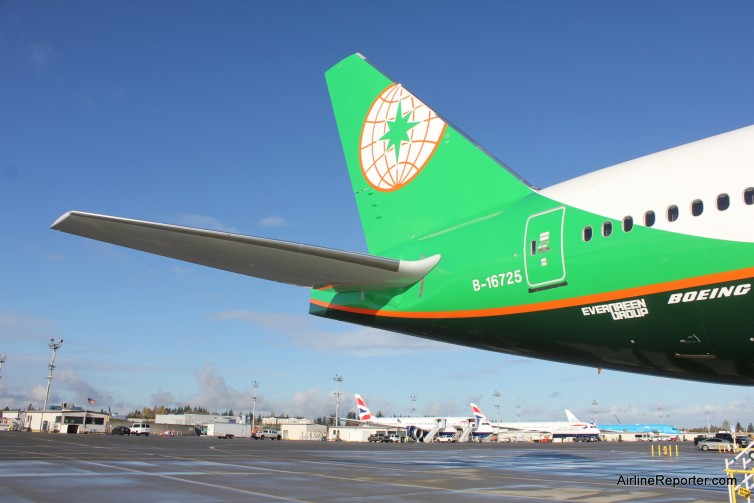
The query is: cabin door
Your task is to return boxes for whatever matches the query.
[524,207,567,291]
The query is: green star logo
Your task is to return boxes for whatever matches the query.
[379,101,420,163]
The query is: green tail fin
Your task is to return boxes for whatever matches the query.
[326,54,533,256]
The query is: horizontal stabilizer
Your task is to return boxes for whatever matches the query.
[51,211,440,292]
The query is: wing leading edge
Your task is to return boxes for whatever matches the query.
[51,211,440,292]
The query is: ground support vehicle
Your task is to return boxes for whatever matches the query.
[130,423,151,436]
[205,423,252,439]
[252,428,282,440]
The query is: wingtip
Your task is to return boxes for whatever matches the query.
[51,211,73,230]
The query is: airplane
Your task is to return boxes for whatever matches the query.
[52,53,754,384]
[596,422,682,437]
[471,404,601,440]
[355,394,493,441]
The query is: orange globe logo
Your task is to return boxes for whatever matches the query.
[359,84,446,191]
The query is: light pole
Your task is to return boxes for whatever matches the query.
[493,391,501,442]
[251,380,260,431]
[0,355,6,383]
[705,409,711,433]
[493,390,501,426]
[333,374,343,427]
[591,400,598,423]
[411,395,417,416]
[515,403,521,419]
[43,339,63,415]
[657,405,663,422]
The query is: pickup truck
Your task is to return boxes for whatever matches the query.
[252,429,282,440]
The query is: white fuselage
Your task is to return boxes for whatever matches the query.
[364,416,473,430]
[495,420,601,437]
[541,125,754,243]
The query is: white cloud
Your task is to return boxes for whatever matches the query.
[143,366,345,419]
[150,391,176,407]
[259,216,289,228]
[54,366,113,407]
[280,389,335,419]
[212,310,457,357]
[423,398,465,416]
[191,363,249,412]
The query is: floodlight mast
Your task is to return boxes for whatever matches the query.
[333,374,343,427]
[251,380,260,431]
[493,390,501,425]
[0,355,6,382]
[43,339,63,414]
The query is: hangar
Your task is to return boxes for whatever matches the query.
[1,405,109,434]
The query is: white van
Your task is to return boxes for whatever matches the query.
[130,423,151,436]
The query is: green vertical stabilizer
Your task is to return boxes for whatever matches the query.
[326,54,534,256]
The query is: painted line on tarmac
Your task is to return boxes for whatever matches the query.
[12,447,308,502]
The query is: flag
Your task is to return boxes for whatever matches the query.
[88,398,96,405]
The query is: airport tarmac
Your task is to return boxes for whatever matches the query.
[0,433,737,502]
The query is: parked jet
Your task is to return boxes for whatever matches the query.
[471,404,602,440]
[52,53,754,384]
[355,394,493,441]
[596,422,683,437]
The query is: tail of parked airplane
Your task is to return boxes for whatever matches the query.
[355,394,373,421]
[470,403,488,427]
[565,409,580,423]
[326,54,534,256]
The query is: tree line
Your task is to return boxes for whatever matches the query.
[126,405,212,419]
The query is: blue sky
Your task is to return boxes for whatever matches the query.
[2,1,754,428]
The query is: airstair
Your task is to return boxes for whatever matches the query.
[724,440,754,502]
[421,418,448,443]
[423,423,442,442]
[458,423,475,442]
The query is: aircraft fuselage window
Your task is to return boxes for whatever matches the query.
[644,211,655,227]
[582,186,754,244]
[602,221,612,237]
[744,188,754,205]
[691,199,703,217]
[622,216,633,232]
[717,193,730,211]
[584,186,754,242]
[667,205,679,222]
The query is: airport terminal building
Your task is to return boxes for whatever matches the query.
[2,405,109,434]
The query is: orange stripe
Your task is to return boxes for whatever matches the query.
[310,266,754,319]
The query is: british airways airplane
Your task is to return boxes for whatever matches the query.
[355,394,493,441]
[471,404,602,440]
